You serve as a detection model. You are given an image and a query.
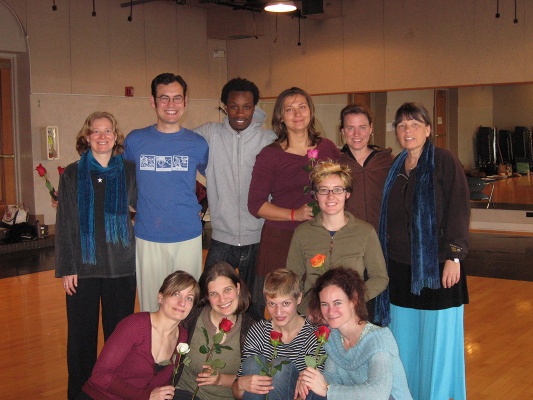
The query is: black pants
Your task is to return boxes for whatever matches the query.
[66,275,136,400]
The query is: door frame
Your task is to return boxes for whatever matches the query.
[0,55,19,217]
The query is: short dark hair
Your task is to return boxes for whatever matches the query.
[220,78,260,105]
[151,73,188,98]
[393,102,432,131]
[308,267,368,325]
[198,262,251,315]
[339,104,374,130]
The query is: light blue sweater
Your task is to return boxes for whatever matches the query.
[323,323,412,400]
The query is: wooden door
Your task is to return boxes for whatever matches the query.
[0,58,16,217]
[434,89,447,148]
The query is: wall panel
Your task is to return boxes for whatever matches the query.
[177,7,209,99]
[144,3,180,97]
[70,1,111,95]
[305,18,344,94]
[343,0,386,91]
[27,0,71,93]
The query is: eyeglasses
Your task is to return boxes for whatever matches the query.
[315,187,348,196]
[90,129,115,137]
[157,95,184,105]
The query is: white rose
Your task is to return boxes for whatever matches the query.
[176,343,190,354]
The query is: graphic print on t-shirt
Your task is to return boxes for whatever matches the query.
[139,155,189,171]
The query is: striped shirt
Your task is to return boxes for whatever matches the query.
[237,318,326,376]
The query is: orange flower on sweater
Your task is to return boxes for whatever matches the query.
[310,254,326,269]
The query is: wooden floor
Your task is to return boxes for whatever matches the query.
[483,174,533,205]
[1,270,532,399]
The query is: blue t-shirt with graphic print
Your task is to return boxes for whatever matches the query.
[124,124,208,243]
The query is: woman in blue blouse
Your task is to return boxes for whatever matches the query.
[298,267,412,400]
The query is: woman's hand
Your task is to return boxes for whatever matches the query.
[197,366,221,387]
[442,259,461,288]
[62,275,78,295]
[298,367,328,397]
[295,375,310,399]
[237,374,274,395]
[149,385,175,400]
[292,203,314,222]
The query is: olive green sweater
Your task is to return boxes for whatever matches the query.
[287,212,389,314]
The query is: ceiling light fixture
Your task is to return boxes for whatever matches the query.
[264,1,297,13]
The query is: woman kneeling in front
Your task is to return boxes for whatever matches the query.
[298,267,412,400]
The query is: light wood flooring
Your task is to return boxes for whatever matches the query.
[482,174,533,206]
[1,270,532,399]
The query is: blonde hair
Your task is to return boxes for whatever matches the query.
[263,268,301,299]
[75,111,125,156]
[309,160,353,192]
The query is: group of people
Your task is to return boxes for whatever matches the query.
[54,72,470,400]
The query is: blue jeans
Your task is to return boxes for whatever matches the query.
[205,239,262,319]
[305,392,327,400]
[241,355,298,400]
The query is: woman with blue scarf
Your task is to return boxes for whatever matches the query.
[55,111,137,400]
[374,103,470,400]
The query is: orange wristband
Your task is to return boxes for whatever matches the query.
[291,209,295,222]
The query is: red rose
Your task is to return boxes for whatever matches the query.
[219,317,233,333]
[314,325,331,344]
[35,163,47,177]
[57,166,65,175]
[270,330,283,346]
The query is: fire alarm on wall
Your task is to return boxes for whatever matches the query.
[125,86,134,97]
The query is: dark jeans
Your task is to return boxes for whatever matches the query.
[173,388,201,400]
[241,355,298,400]
[67,275,136,400]
[205,239,262,319]
[305,392,327,400]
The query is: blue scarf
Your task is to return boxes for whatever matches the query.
[78,151,129,265]
[375,140,440,326]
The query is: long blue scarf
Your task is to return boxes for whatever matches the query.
[78,151,129,265]
[375,140,440,326]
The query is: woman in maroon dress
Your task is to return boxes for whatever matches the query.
[247,87,340,318]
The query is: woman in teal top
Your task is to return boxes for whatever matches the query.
[297,267,412,400]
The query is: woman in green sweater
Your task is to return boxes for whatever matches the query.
[286,160,388,317]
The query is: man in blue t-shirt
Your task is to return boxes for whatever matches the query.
[124,73,208,312]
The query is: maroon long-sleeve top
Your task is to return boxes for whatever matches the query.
[248,138,340,231]
[82,312,188,400]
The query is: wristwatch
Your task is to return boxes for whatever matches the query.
[449,258,460,263]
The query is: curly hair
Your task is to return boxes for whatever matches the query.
[271,87,322,149]
[308,267,368,325]
[220,77,260,105]
[75,111,125,156]
[309,159,353,193]
[197,262,251,315]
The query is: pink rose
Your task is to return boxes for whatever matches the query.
[307,148,319,159]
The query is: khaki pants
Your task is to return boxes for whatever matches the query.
[135,235,202,312]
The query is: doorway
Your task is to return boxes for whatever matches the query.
[0,58,16,217]
[434,89,448,149]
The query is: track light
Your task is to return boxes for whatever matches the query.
[264,1,296,13]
